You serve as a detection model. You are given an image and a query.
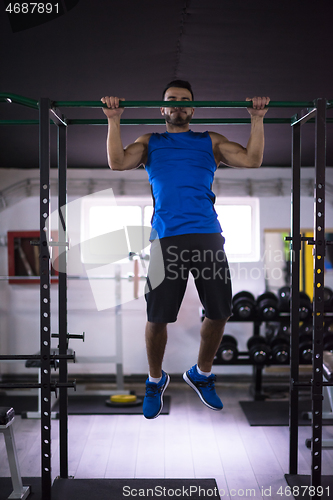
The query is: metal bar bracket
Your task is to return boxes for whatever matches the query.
[291,107,317,127]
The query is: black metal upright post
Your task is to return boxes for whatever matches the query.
[39,98,52,500]
[289,119,301,475]
[58,123,69,478]
[311,98,326,487]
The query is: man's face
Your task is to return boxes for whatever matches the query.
[161,87,194,127]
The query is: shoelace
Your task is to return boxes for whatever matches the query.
[196,375,217,391]
[145,382,162,397]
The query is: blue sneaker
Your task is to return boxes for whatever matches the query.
[143,371,170,419]
[183,365,223,411]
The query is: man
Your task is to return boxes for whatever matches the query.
[101,81,270,419]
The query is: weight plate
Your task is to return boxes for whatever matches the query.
[257,291,279,303]
[111,394,137,403]
[247,335,268,350]
[278,286,290,301]
[106,396,143,408]
[221,334,238,346]
[232,291,255,303]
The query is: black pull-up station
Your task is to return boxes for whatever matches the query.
[0,94,332,499]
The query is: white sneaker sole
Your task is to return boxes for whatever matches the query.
[183,371,223,411]
[145,373,170,419]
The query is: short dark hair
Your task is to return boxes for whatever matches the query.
[162,80,194,100]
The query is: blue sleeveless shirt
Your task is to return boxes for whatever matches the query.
[145,130,222,240]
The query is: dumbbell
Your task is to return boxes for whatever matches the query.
[280,322,291,336]
[232,291,256,320]
[273,321,291,340]
[278,286,290,312]
[323,321,333,352]
[324,287,333,312]
[269,332,290,364]
[215,334,238,363]
[299,292,312,321]
[325,321,333,334]
[323,333,333,353]
[299,322,313,335]
[256,292,279,321]
[264,322,280,343]
[247,335,271,365]
[299,324,313,364]
[278,286,312,320]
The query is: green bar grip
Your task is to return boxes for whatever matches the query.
[71,118,333,125]
[66,118,294,125]
[1,118,332,126]
[1,94,331,110]
[54,100,317,109]
[0,93,39,110]
[0,120,52,125]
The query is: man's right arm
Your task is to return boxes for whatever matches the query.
[101,96,151,170]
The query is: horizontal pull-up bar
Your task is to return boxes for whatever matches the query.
[1,118,333,126]
[1,93,332,109]
[0,93,38,109]
[56,100,318,109]
[68,117,333,125]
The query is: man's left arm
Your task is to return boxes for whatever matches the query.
[211,96,270,168]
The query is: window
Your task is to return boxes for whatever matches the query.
[80,194,260,264]
[80,191,144,264]
[215,198,260,262]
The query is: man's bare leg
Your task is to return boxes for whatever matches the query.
[145,321,168,378]
[182,316,228,411]
[143,321,169,419]
[197,317,228,372]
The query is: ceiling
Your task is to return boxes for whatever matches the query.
[1,0,333,169]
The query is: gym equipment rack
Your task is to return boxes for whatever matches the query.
[286,99,332,494]
[0,95,332,499]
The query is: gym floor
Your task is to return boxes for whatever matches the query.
[1,382,333,498]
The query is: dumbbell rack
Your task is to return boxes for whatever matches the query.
[214,313,333,402]
[227,316,266,401]
[213,314,290,401]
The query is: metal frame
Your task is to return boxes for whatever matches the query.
[57,111,69,479]
[1,93,333,127]
[288,111,301,475]
[1,118,333,126]
[0,94,332,499]
[288,99,329,490]
[312,98,326,485]
[39,97,52,498]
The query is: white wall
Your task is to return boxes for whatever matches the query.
[1,167,333,377]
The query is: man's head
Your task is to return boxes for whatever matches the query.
[161,80,195,131]
[162,80,194,101]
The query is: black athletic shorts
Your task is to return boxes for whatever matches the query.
[144,233,232,323]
